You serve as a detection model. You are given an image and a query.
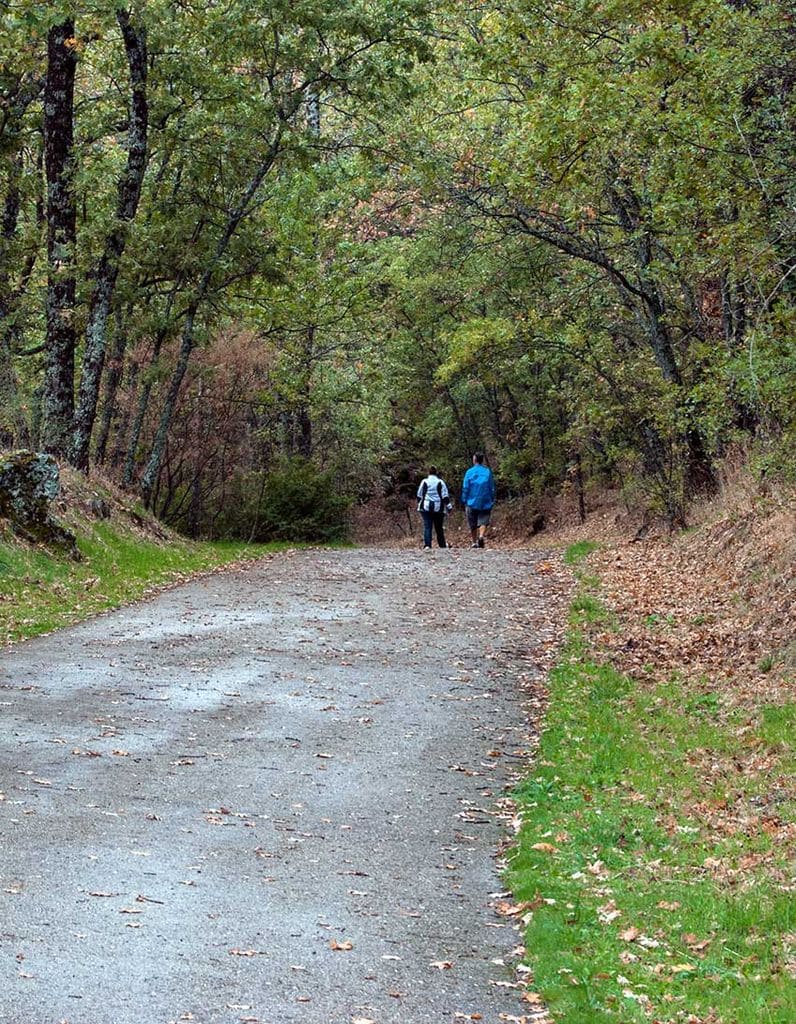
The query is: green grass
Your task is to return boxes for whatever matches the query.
[564,540,600,565]
[759,704,796,750]
[509,606,795,1021]
[0,522,292,644]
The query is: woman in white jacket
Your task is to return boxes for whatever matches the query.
[416,465,452,549]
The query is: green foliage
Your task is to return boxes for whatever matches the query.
[255,458,352,543]
[2,0,793,527]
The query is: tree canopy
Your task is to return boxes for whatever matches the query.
[1,0,792,535]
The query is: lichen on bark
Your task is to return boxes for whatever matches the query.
[0,450,79,558]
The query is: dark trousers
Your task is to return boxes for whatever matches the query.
[421,510,446,547]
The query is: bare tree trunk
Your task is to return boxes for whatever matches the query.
[95,301,129,465]
[573,451,586,523]
[139,134,284,506]
[0,154,29,447]
[42,20,78,457]
[71,10,148,470]
[294,88,320,460]
[0,73,42,447]
[296,324,314,458]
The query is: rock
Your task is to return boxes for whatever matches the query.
[90,496,111,520]
[0,450,80,559]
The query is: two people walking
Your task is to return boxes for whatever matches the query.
[416,452,495,550]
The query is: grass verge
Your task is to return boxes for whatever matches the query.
[508,543,795,1023]
[0,522,289,645]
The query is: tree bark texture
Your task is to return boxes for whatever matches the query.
[71,10,148,471]
[94,302,129,465]
[0,153,29,447]
[42,20,78,457]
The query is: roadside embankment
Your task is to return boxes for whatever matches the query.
[507,479,795,1024]
[0,466,273,646]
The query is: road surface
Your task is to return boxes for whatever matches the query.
[0,548,558,1024]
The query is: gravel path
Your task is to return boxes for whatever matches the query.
[0,547,555,1024]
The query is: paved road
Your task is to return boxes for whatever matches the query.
[1,548,554,1024]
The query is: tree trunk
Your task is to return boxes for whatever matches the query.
[95,302,129,465]
[42,20,78,457]
[71,11,148,471]
[140,309,196,507]
[139,134,285,504]
[0,152,30,447]
[296,324,314,458]
[574,451,586,523]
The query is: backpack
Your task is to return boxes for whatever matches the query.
[420,479,443,512]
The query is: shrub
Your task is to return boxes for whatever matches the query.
[255,458,351,543]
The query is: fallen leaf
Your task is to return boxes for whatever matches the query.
[329,939,353,951]
[429,960,453,970]
[520,991,544,1004]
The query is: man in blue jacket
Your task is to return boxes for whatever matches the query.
[461,452,496,549]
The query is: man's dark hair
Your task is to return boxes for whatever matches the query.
[473,452,484,464]
[429,465,438,475]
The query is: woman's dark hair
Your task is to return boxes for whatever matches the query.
[473,452,484,464]
[429,464,438,475]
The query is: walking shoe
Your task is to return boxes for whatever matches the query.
[423,545,431,550]
[471,542,478,548]
[477,538,485,548]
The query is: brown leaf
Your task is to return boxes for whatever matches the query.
[329,939,353,951]
[520,992,544,1004]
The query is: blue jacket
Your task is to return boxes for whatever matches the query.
[461,464,495,510]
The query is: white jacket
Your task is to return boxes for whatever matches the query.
[417,474,450,512]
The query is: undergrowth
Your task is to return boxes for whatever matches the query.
[508,542,795,1023]
[0,522,285,645]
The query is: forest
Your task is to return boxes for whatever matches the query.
[1,0,793,538]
